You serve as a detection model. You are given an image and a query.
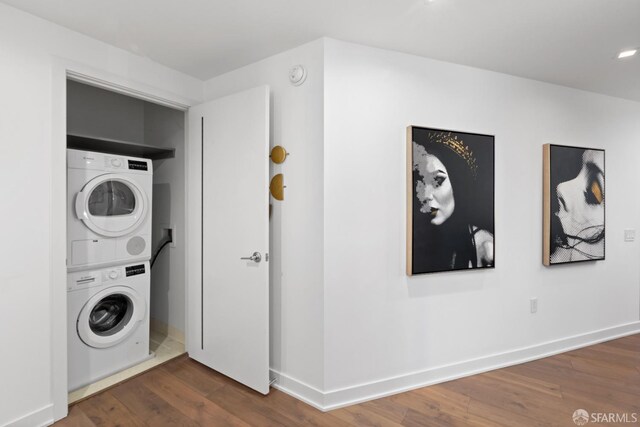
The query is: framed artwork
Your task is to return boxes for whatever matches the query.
[543,144,605,265]
[407,126,495,275]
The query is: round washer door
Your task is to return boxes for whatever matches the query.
[75,174,148,237]
[77,286,145,349]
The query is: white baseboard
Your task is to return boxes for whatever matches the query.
[1,404,54,427]
[272,321,640,412]
[270,370,325,411]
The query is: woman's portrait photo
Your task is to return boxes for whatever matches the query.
[543,144,605,265]
[407,126,495,275]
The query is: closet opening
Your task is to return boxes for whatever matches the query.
[65,79,187,404]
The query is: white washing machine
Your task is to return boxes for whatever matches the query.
[67,262,151,391]
[67,149,153,272]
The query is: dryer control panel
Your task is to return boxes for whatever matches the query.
[67,149,153,174]
[127,160,149,171]
[104,156,125,169]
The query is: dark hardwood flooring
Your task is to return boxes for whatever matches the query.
[56,333,640,426]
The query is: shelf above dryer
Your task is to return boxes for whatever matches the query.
[67,133,175,160]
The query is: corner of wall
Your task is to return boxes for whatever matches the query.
[203,38,327,395]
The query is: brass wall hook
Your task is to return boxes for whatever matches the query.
[269,173,286,201]
[270,174,285,201]
[270,146,289,164]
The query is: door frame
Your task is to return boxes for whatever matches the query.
[50,58,198,422]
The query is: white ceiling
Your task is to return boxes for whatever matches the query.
[3,0,639,101]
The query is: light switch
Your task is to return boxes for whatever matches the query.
[624,229,635,242]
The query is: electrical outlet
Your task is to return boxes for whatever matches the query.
[160,224,177,248]
[168,224,177,248]
[530,298,538,314]
[624,229,635,242]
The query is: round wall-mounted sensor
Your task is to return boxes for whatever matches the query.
[289,65,307,86]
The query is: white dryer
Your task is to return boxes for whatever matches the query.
[67,262,151,391]
[67,149,153,272]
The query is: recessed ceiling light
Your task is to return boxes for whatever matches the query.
[618,49,637,59]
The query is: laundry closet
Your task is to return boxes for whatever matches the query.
[65,80,186,402]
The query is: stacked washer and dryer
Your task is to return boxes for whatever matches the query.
[67,149,154,391]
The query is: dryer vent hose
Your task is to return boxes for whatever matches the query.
[151,236,173,268]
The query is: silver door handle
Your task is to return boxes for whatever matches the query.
[240,252,261,263]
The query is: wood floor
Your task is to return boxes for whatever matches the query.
[56,334,640,427]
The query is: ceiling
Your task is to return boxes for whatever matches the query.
[3,0,639,101]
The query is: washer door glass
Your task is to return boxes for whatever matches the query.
[88,181,136,217]
[89,294,133,336]
[77,286,145,349]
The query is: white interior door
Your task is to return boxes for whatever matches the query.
[188,86,270,394]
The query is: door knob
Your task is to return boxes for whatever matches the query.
[240,252,262,263]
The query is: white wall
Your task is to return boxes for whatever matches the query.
[204,39,326,393]
[0,3,200,425]
[144,103,186,337]
[321,39,640,406]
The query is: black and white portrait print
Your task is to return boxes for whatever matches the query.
[545,145,605,264]
[407,126,495,275]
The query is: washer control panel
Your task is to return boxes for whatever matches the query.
[125,264,146,277]
[67,265,126,291]
[67,271,102,291]
[103,267,124,282]
[67,262,148,292]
